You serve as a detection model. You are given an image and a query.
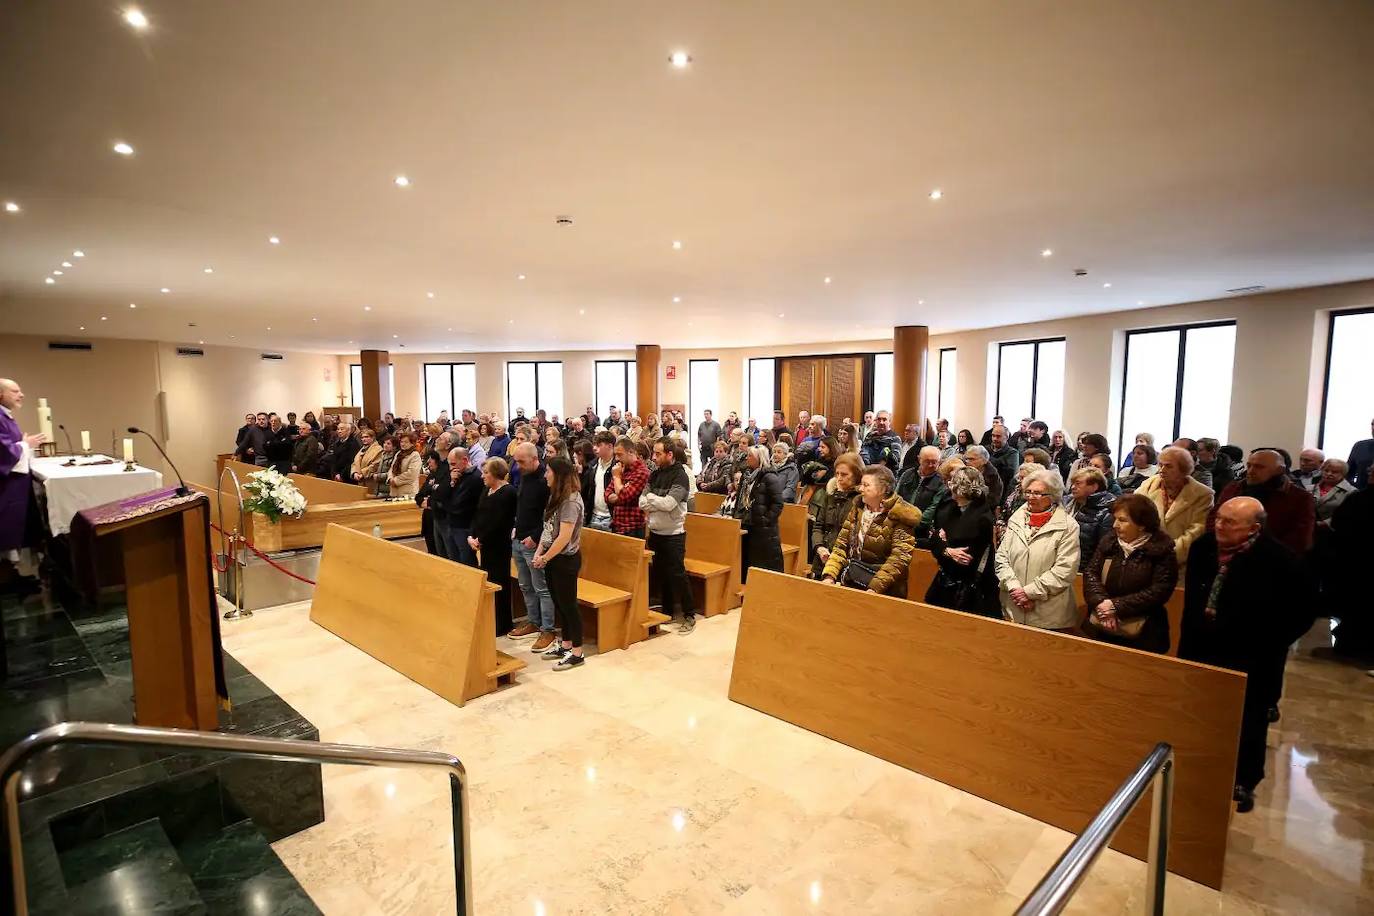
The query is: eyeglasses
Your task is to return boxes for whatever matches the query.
[1024,490,1052,499]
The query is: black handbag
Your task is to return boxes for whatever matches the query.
[840,503,886,591]
[935,544,991,610]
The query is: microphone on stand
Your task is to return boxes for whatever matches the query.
[127,427,188,496]
[56,424,76,454]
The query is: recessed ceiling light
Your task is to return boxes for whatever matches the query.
[671,240,682,250]
[61,261,73,268]
[918,299,925,305]
[203,267,214,274]
[669,50,692,68]
[1137,300,1144,306]
[160,287,170,293]
[79,326,85,330]
[447,326,453,331]
[672,296,680,303]
[266,326,271,331]
[112,141,134,156]
[101,316,107,321]
[311,317,317,322]
[517,274,526,280]
[72,250,84,257]
[392,334,399,338]
[1103,282,1112,288]
[778,312,785,318]
[230,335,236,339]
[928,189,943,200]
[1041,249,1053,258]
[45,277,55,285]
[579,308,586,315]
[394,175,411,187]
[823,277,831,284]
[198,340,204,345]
[52,270,63,276]
[123,8,149,29]
[363,305,372,311]
[4,201,19,213]
[508,319,514,324]
[426,291,435,299]
[129,303,136,308]
[268,236,280,245]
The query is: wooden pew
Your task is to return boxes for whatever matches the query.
[311,523,524,706]
[729,570,1245,890]
[684,513,743,616]
[778,503,807,576]
[189,480,420,551]
[1073,575,1187,657]
[906,548,939,602]
[509,529,666,652]
[693,491,725,516]
[225,458,368,504]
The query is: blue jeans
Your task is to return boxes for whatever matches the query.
[447,526,477,567]
[588,514,613,532]
[512,538,556,632]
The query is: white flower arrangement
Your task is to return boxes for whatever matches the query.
[241,467,308,523]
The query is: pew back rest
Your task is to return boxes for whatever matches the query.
[778,503,808,548]
[693,492,725,516]
[226,458,368,505]
[684,513,741,569]
[579,527,645,595]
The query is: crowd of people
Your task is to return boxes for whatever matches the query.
[232,404,1374,809]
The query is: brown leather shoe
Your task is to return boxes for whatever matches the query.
[531,632,555,652]
[507,623,539,639]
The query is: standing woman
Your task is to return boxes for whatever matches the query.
[925,466,998,616]
[1047,430,1076,481]
[837,424,861,456]
[737,445,785,579]
[414,449,443,554]
[994,468,1081,631]
[772,442,799,503]
[469,457,519,635]
[302,411,321,433]
[955,429,975,455]
[350,427,384,490]
[820,464,918,597]
[808,452,863,577]
[1083,493,1178,654]
[387,432,422,497]
[532,457,586,670]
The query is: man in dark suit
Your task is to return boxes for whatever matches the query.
[1209,449,1315,556]
[1179,497,1314,813]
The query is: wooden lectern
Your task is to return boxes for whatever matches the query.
[77,488,224,730]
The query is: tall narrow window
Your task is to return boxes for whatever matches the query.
[1319,307,1374,461]
[594,360,636,420]
[349,363,395,414]
[689,360,720,457]
[747,358,775,426]
[1118,321,1236,457]
[871,353,894,414]
[423,363,477,423]
[506,361,563,420]
[995,338,1065,433]
[937,348,957,425]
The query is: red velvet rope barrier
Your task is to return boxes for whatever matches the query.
[209,522,318,587]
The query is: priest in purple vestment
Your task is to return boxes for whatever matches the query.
[0,378,47,553]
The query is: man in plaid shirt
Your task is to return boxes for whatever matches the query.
[607,437,650,537]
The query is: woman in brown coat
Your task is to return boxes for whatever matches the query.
[820,465,920,597]
[1083,492,1178,654]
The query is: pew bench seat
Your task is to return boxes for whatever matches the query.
[684,557,732,617]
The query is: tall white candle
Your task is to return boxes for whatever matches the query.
[36,397,53,442]
[80,430,91,451]
[122,437,134,463]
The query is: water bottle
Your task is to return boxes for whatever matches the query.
[373,523,383,538]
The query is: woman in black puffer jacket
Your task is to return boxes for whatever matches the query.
[1065,467,1117,570]
[736,445,784,579]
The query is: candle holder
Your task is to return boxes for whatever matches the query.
[123,459,137,472]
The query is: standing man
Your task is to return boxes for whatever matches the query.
[607,437,649,538]
[987,425,1021,494]
[857,410,876,442]
[1294,448,1325,489]
[583,431,616,531]
[1196,438,1236,495]
[1346,417,1374,489]
[897,423,926,472]
[447,447,483,567]
[794,409,811,444]
[1210,449,1316,557]
[264,414,293,473]
[329,421,361,482]
[234,413,256,455]
[0,378,45,577]
[770,410,790,442]
[642,438,697,634]
[980,415,1006,448]
[507,442,559,651]
[237,412,270,465]
[583,405,600,430]
[1178,497,1313,813]
[859,411,902,471]
[697,409,722,459]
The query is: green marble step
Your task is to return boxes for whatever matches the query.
[59,818,206,914]
[20,825,71,916]
[178,821,321,915]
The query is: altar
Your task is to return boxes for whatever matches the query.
[30,454,164,535]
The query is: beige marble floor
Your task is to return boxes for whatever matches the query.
[220,606,1372,915]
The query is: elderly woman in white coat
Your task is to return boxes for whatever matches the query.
[994,467,1081,631]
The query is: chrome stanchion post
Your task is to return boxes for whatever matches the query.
[1143,753,1174,916]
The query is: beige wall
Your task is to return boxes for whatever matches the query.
[2,334,339,485]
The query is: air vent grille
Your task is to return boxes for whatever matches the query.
[260,352,284,361]
[1225,285,1266,295]
[48,341,93,351]
[176,347,204,358]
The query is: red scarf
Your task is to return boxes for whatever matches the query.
[1028,508,1054,529]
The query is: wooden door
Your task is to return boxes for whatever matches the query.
[779,356,867,429]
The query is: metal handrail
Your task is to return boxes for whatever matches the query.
[215,466,250,619]
[1,722,471,916]
[1015,742,1174,916]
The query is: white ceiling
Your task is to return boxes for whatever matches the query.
[3,1,1373,354]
